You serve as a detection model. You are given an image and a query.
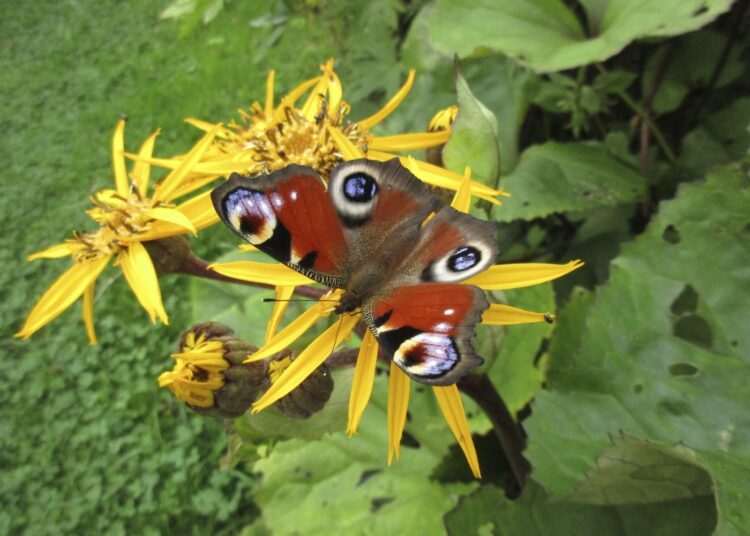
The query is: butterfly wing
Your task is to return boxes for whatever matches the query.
[398,206,499,284]
[363,205,499,384]
[326,158,436,272]
[363,284,488,385]
[211,165,349,287]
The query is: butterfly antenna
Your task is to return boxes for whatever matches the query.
[330,315,345,358]
[262,298,340,303]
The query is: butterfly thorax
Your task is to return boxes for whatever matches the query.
[335,291,361,315]
[335,260,395,314]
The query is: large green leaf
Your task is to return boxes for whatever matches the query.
[492,142,647,222]
[524,164,750,532]
[481,284,555,415]
[425,0,734,72]
[444,481,716,536]
[566,434,713,504]
[250,378,476,535]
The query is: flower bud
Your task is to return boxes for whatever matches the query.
[425,105,458,167]
[158,322,268,418]
[270,353,334,419]
[144,234,192,276]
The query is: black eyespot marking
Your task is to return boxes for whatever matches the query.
[373,309,393,328]
[297,250,318,270]
[448,246,481,272]
[343,173,378,203]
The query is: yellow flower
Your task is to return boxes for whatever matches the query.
[428,105,458,132]
[158,322,269,417]
[15,119,220,343]
[218,170,583,477]
[159,329,229,408]
[135,59,506,210]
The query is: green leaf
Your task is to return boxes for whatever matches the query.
[567,434,713,504]
[251,378,476,534]
[492,142,648,222]
[425,0,734,72]
[482,284,555,414]
[445,481,716,536]
[696,451,750,536]
[190,249,277,344]
[680,97,750,177]
[524,164,750,532]
[443,67,501,186]
[546,286,595,373]
[460,56,536,174]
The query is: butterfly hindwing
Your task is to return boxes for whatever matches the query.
[363,284,488,385]
[399,207,499,285]
[211,166,349,287]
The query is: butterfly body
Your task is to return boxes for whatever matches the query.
[212,159,498,385]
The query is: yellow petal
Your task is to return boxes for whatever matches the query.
[132,128,160,197]
[209,260,312,286]
[482,303,553,325]
[82,280,97,345]
[327,125,365,160]
[124,154,249,177]
[465,260,584,290]
[433,385,481,478]
[112,118,129,196]
[153,124,221,202]
[367,151,504,205]
[387,363,411,464]
[119,243,168,324]
[15,256,111,339]
[176,189,219,230]
[450,167,473,214]
[357,69,415,130]
[368,130,450,152]
[273,76,322,122]
[28,242,79,261]
[264,285,295,344]
[143,207,197,236]
[346,330,379,436]
[301,71,330,121]
[265,69,276,117]
[328,71,344,115]
[252,313,359,412]
[185,117,220,132]
[168,174,224,200]
[245,299,329,362]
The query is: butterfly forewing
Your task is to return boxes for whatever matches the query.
[211,166,349,287]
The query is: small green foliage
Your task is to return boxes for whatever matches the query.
[442,67,501,186]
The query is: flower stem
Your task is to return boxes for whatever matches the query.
[595,63,676,164]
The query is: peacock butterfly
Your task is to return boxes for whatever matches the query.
[210,158,498,385]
